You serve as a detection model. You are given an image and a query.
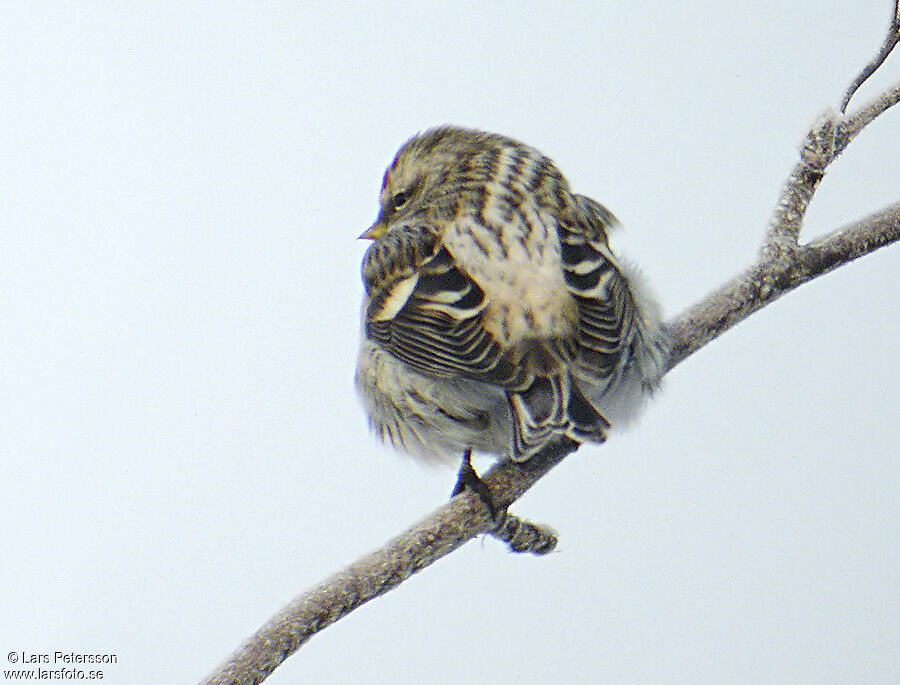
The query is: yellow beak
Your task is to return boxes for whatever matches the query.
[359,221,386,240]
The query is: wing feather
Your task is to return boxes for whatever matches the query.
[363,225,526,387]
[562,195,638,378]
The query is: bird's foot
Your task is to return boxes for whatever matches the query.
[450,450,499,521]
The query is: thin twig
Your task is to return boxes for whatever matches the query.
[839,79,900,150]
[840,0,900,113]
[667,202,900,371]
[765,4,900,268]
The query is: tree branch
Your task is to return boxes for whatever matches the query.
[839,0,899,113]
[200,12,900,685]
[201,440,576,685]
[668,202,900,371]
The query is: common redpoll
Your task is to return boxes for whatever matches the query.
[356,126,668,494]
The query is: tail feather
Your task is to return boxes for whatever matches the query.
[565,380,609,443]
[507,374,608,462]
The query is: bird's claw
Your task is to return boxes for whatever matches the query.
[451,450,500,521]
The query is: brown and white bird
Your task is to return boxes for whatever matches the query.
[356,127,669,497]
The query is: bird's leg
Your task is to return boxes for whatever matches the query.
[450,449,499,520]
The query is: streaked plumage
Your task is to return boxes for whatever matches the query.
[356,126,669,465]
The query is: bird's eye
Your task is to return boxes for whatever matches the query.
[390,190,410,210]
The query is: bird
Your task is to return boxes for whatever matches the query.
[355,126,669,510]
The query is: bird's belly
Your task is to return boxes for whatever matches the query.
[355,339,512,464]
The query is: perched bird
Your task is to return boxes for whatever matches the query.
[356,127,669,503]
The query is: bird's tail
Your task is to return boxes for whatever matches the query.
[507,374,608,462]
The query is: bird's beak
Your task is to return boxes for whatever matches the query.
[359,221,386,240]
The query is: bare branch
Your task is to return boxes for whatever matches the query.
[795,202,900,284]
[839,79,900,150]
[201,441,576,685]
[766,3,899,253]
[763,129,829,253]
[668,202,900,371]
[201,500,496,684]
[840,0,900,113]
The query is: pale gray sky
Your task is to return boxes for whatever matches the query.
[2,2,898,683]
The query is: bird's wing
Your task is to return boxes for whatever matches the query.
[362,224,527,387]
[560,195,638,379]
[363,220,613,461]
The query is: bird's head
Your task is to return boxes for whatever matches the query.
[361,126,513,240]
